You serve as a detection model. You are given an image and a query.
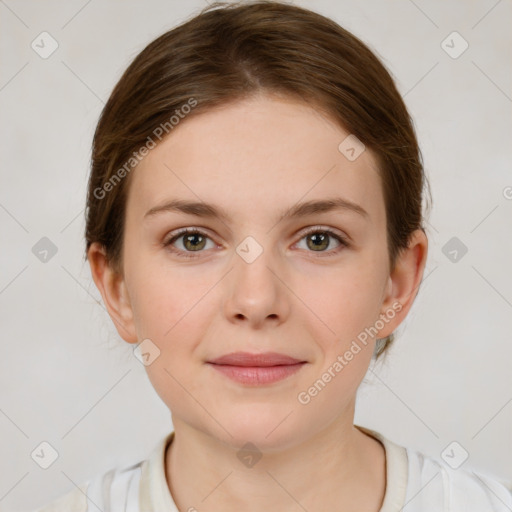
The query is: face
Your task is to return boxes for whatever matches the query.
[91,93,425,450]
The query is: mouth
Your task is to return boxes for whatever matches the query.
[206,351,307,386]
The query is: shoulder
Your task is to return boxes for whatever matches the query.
[32,432,174,512]
[357,425,512,512]
[34,461,144,512]
[405,446,512,511]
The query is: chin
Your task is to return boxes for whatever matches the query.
[211,404,307,453]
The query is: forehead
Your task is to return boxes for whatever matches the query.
[126,95,384,225]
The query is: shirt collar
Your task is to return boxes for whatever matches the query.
[139,431,177,511]
[139,426,408,512]
[355,425,409,511]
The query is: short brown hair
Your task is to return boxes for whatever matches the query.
[85,0,431,359]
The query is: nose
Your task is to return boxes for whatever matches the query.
[222,242,291,329]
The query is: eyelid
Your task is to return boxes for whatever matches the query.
[297,224,348,240]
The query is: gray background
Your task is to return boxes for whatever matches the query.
[0,0,511,510]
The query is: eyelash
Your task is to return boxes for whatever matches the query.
[163,227,350,259]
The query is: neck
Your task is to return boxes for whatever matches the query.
[165,412,386,512]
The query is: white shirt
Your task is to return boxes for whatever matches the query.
[34,425,512,511]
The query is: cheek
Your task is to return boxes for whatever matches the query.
[128,260,211,339]
[293,259,385,344]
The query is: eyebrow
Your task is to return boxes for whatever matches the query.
[144,197,369,222]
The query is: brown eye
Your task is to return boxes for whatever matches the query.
[164,229,215,258]
[296,227,349,256]
[182,232,207,251]
[306,232,330,251]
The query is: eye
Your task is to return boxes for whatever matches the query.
[163,226,350,259]
[163,228,216,258]
[295,227,349,256]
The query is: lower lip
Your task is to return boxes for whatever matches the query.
[207,362,306,385]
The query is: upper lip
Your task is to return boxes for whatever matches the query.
[207,351,306,367]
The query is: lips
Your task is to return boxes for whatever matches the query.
[207,351,305,366]
[206,351,307,385]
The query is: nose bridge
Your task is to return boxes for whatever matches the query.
[224,234,289,326]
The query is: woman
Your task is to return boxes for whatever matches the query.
[35,1,512,510]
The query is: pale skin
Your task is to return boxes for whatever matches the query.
[88,93,428,511]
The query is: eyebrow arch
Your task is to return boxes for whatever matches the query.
[144,197,369,222]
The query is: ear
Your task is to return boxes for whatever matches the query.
[377,229,429,338]
[87,242,138,344]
